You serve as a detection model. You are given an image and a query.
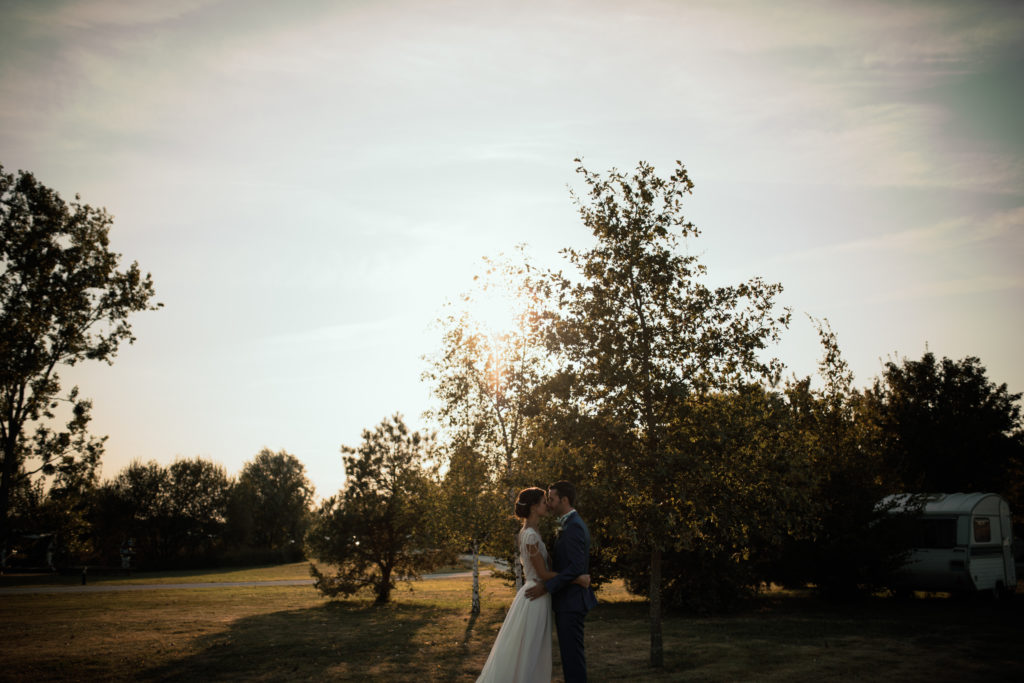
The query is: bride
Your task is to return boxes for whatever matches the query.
[477,487,591,683]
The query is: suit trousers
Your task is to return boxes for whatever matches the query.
[554,610,587,683]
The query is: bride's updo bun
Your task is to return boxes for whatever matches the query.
[514,487,545,519]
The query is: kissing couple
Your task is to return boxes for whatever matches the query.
[477,481,598,683]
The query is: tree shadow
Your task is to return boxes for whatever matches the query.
[137,599,439,681]
[462,611,479,648]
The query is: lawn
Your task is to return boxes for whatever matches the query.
[1,567,1022,681]
[0,562,316,588]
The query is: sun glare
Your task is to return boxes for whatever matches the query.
[469,287,521,339]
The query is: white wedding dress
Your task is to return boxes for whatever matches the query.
[477,527,552,683]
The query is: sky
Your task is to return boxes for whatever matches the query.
[2,0,1022,498]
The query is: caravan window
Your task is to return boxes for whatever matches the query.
[913,519,957,548]
[973,517,992,543]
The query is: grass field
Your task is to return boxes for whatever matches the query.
[1,564,1022,681]
[0,562,316,588]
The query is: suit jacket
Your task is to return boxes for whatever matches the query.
[544,510,598,614]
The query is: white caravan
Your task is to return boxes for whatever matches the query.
[882,492,1017,597]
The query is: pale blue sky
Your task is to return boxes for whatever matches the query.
[2,0,1022,497]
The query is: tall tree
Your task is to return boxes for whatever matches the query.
[547,160,790,666]
[771,319,910,596]
[438,442,506,613]
[864,351,1024,497]
[306,414,446,604]
[230,448,315,561]
[165,457,232,562]
[0,166,160,551]
[423,253,551,589]
[93,460,172,567]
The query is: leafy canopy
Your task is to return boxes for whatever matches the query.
[1,165,159,543]
[306,414,446,604]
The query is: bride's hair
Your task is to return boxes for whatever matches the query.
[514,487,545,520]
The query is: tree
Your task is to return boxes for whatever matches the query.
[546,160,790,666]
[306,414,446,604]
[423,253,552,589]
[864,351,1024,497]
[3,418,101,570]
[1,166,160,552]
[769,319,911,597]
[437,442,506,613]
[92,460,172,567]
[624,384,819,612]
[229,448,315,561]
[89,457,231,568]
[164,457,232,562]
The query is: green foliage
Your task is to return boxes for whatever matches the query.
[767,319,913,598]
[165,458,233,560]
[547,159,791,542]
[437,443,507,612]
[306,414,448,604]
[623,548,753,614]
[3,473,93,568]
[438,444,507,551]
[423,252,549,476]
[574,385,819,613]
[864,351,1024,496]
[92,460,171,566]
[423,252,553,589]
[228,448,315,562]
[90,458,232,569]
[0,165,160,548]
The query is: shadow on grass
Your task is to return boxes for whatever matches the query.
[88,587,1024,682]
[462,611,479,647]
[136,598,503,682]
[584,593,1024,681]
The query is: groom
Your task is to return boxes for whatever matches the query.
[525,480,597,683]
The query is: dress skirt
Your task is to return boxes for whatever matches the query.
[476,580,552,683]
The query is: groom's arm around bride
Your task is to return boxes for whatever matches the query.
[540,514,591,607]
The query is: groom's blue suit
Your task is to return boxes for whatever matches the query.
[544,510,597,683]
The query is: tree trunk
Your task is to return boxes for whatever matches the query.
[0,433,18,556]
[649,547,663,667]
[377,565,392,604]
[471,539,481,614]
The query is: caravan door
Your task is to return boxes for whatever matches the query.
[970,515,1008,591]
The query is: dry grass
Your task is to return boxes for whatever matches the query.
[1,570,1022,682]
[0,562,315,587]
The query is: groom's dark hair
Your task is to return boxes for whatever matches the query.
[549,480,575,507]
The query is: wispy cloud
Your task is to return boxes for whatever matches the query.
[784,206,1024,262]
[258,317,409,351]
[679,1,1024,192]
[892,274,1024,300]
[42,0,225,28]
[704,0,1022,72]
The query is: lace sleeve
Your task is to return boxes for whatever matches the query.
[520,528,542,559]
